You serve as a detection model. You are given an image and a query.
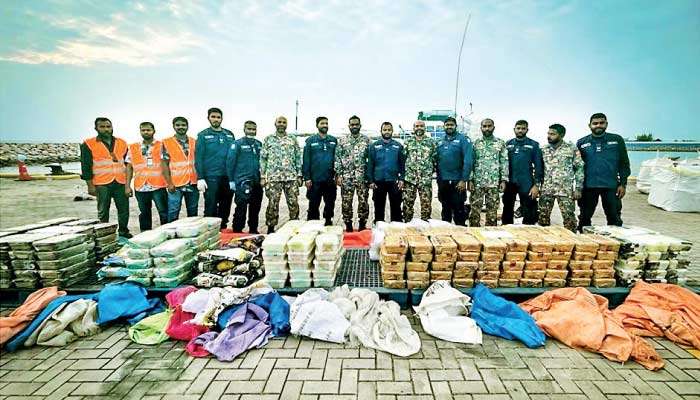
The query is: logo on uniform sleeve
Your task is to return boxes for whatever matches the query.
[204,135,214,139]
[580,143,591,148]
[524,144,533,149]
[607,141,618,145]
[375,144,382,149]
[310,143,319,147]
[392,145,399,149]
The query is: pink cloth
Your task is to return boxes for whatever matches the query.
[165,286,209,341]
[186,332,215,357]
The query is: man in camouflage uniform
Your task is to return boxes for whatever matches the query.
[260,116,302,233]
[402,120,436,221]
[469,118,509,227]
[538,123,584,232]
[335,115,371,232]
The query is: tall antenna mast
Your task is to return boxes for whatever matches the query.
[454,13,472,116]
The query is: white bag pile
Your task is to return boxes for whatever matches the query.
[413,280,482,344]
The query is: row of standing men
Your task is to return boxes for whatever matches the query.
[80,109,630,238]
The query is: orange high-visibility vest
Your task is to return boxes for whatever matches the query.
[162,135,197,186]
[84,136,127,185]
[129,141,166,190]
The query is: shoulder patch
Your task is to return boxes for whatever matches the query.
[580,143,591,148]
[310,142,319,147]
[607,141,618,145]
[524,144,533,149]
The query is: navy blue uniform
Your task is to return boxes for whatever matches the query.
[226,136,262,233]
[576,132,631,229]
[195,127,235,228]
[302,134,338,223]
[435,133,474,225]
[502,137,544,225]
[367,139,405,223]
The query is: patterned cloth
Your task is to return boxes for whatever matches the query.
[403,136,436,186]
[540,141,584,197]
[471,136,509,188]
[260,133,301,182]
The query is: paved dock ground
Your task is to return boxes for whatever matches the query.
[0,313,699,400]
[1,179,699,399]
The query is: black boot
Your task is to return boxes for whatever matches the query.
[325,219,333,226]
[345,222,353,232]
[267,225,275,234]
[358,220,367,231]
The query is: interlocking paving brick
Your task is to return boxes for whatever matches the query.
[574,380,607,400]
[287,368,324,381]
[70,382,116,396]
[521,380,563,394]
[264,368,289,394]
[667,381,700,395]
[302,380,339,394]
[328,349,359,359]
[0,370,43,382]
[449,380,488,394]
[496,368,534,380]
[34,370,78,396]
[342,358,374,369]
[410,370,431,394]
[216,369,254,380]
[358,382,376,400]
[0,382,42,396]
[479,369,506,394]
[358,369,393,381]
[280,380,303,400]
[377,382,413,395]
[670,358,700,369]
[186,368,218,394]
[276,358,310,369]
[503,380,529,400]
[427,369,463,381]
[225,380,266,394]
[308,349,328,369]
[339,369,358,394]
[393,359,410,381]
[251,358,276,380]
[69,369,112,382]
[646,382,685,400]
[593,380,639,394]
[323,358,342,381]
[148,380,192,394]
[240,349,264,368]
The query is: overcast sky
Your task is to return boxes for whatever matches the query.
[1,0,699,144]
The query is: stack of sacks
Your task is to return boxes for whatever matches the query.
[194,246,264,288]
[60,219,118,261]
[430,235,457,284]
[262,233,292,289]
[313,228,344,288]
[32,224,97,268]
[150,238,196,288]
[92,222,120,259]
[568,233,598,287]
[469,230,505,288]
[162,217,221,253]
[406,235,431,289]
[286,232,317,288]
[32,233,93,288]
[4,232,55,289]
[0,233,15,288]
[544,231,575,288]
[584,234,619,287]
[497,230,529,288]
[380,235,407,289]
[451,233,481,288]
[664,236,693,285]
[521,234,550,288]
[122,229,170,286]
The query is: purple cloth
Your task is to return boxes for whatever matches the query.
[203,303,271,361]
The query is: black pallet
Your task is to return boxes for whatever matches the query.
[334,248,382,288]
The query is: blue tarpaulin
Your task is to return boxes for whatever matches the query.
[470,284,546,348]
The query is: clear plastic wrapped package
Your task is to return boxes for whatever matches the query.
[32,233,87,252]
[150,239,192,257]
[153,259,195,278]
[36,251,89,270]
[128,229,169,249]
[287,233,317,253]
[153,250,194,268]
[124,257,152,270]
[153,271,191,287]
[315,233,341,253]
[262,233,292,253]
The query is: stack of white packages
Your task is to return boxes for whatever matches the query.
[0,232,13,288]
[262,232,293,288]
[122,229,170,286]
[287,232,318,288]
[150,238,196,287]
[4,232,56,289]
[584,226,693,286]
[313,226,344,287]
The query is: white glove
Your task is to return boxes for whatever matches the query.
[229,181,236,191]
[197,179,208,192]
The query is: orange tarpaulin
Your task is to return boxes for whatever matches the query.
[218,229,372,249]
[520,287,664,370]
[612,281,700,350]
[0,286,66,345]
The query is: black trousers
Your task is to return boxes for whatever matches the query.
[578,187,622,230]
[204,176,233,229]
[307,180,337,221]
[438,180,467,226]
[135,188,168,232]
[502,183,538,225]
[96,182,130,235]
[232,182,263,233]
[373,181,402,223]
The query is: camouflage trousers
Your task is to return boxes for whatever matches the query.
[402,182,432,221]
[340,179,369,224]
[469,186,500,227]
[264,180,299,228]
[538,195,577,232]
